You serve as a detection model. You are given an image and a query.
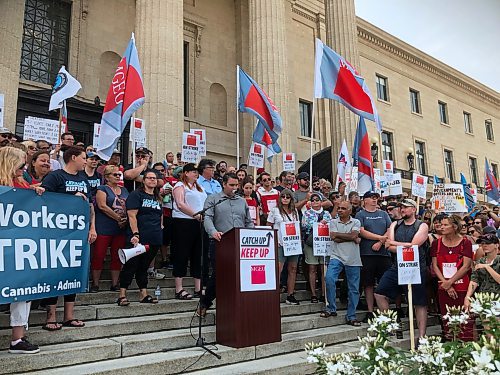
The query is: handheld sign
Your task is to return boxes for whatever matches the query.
[190,129,206,156]
[282,153,295,172]
[348,166,358,194]
[181,132,200,163]
[239,229,276,292]
[412,173,428,199]
[397,245,421,285]
[373,168,382,194]
[280,222,302,256]
[131,118,146,148]
[93,123,101,149]
[432,183,467,213]
[383,160,394,174]
[385,173,403,196]
[248,142,265,168]
[313,222,332,256]
[23,116,60,144]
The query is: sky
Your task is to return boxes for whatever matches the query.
[354,0,500,92]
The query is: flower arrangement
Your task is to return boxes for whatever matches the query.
[305,292,500,375]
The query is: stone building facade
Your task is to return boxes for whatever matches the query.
[0,0,498,196]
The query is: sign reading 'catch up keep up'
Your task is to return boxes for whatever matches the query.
[0,186,90,303]
[397,245,421,285]
[280,221,302,256]
[432,183,467,213]
[239,229,276,292]
[248,142,265,168]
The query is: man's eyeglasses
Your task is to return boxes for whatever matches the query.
[311,198,321,202]
[156,169,165,173]
[474,221,482,225]
[262,178,271,182]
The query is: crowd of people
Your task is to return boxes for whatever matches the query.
[0,125,499,354]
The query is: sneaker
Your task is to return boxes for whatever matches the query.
[110,285,120,292]
[285,294,300,305]
[9,338,40,354]
[148,270,166,280]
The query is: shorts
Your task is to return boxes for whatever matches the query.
[360,255,391,287]
[375,267,427,306]
[303,244,326,265]
[278,245,300,264]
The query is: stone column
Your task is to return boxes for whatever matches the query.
[248,0,290,175]
[0,1,25,131]
[324,0,360,176]
[135,0,184,158]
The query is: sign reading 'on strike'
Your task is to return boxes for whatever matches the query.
[0,186,90,303]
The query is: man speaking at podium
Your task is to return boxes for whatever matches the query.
[197,173,254,317]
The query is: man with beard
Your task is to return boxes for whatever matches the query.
[386,201,402,222]
[214,160,227,185]
[293,172,312,218]
[349,191,362,217]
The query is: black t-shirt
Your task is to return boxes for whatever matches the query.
[85,170,102,199]
[126,189,163,246]
[123,163,146,193]
[42,169,92,201]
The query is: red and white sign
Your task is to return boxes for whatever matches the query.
[239,229,276,292]
[412,173,428,199]
[282,153,295,172]
[383,160,394,174]
[131,118,146,148]
[397,245,421,285]
[383,172,403,197]
[280,221,302,256]
[190,129,206,156]
[248,142,265,168]
[93,123,101,149]
[181,132,200,163]
[313,222,332,256]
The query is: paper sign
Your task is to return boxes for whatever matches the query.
[131,118,146,148]
[181,132,199,163]
[312,222,332,256]
[348,167,358,194]
[248,142,265,168]
[442,262,458,279]
[383,160,394,174]
[385,173,403,196]
[93,123,101,149]
[432,184,467,213]
[374,169,382,194]
[190,129,206,156]
[23,116,60,144]
[412,173,428,199]
[0,93,4,128]
[239,229,276,292]
[397,245,421,285]
[283,153,295,172]
[280,221,302,256]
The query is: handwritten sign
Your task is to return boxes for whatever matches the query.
[248,142,265,168]
[23,116,60,144]
[383,160,394,174]
[282,153,295,172]
[280,221,302,256]
[190,129,206,156]
[384,173,403,196]
[181,132,200,163]
[432,184,467,213]
[397,245,421,285]
[412,173,428,199]
[131,118,146,148]
[347,166,358,194]
[312,222,332,256]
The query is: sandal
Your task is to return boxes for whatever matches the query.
[175,289,193,300]
[311,296,319,303]
[193,290,202,298]
[346,319,361,326]
[62,319,85,328]
[42,322,62,331]
[117,296,130,306]
[280,285,287,293]
[140,295,159,304]
[320,311,337,318]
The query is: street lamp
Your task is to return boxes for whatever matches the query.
[370,137,379,163]
[407,147,415,171]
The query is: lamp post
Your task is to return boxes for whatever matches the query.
[407,147,415,172]
[370,137,379,163]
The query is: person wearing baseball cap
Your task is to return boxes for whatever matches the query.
[84,151,102,198]
[293,172,311,217]
[123,147,152,192]
[0,126,15,147]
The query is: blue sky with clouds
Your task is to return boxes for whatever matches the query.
[354,0,500,92]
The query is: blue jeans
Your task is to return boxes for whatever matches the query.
[325,258,361,321]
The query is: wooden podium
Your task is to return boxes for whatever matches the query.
[215,227,281,348]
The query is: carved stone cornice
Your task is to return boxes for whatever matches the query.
[291,2,325,24]
[183,14,205,57]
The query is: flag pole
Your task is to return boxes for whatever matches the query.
[131,115,136,190]
[236,65,241,168]
[57,101,64,141]
[309,100,316,191]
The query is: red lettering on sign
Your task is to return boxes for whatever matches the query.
[251,265,266,284]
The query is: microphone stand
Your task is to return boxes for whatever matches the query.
[191,194,233,360]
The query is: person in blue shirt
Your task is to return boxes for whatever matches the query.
[197,159,221,196]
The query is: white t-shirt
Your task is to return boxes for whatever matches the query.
[172,181,207,219]
[267,207,299,246]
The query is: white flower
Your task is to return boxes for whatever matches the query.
[375,347,389,362]
[471,347,495,371]
[306,355,319,363]
[358,345,369,359]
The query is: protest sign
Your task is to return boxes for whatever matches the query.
[248,142,265,168]
[131,118,146,148]
[239,229,276,292]
[470,186,478,203]
[0,93,4,128]
[282,153,295,172]
[412,173,428,199]
[190,129,206,156]
[93,123,101,149]
[385,172,403,196]
[397,245,421,285]
[280,222,302,256]
[181,132,200,163]
[23,116,60,144]
[373,168,382,194]
[383,160,394,174]
[432,183,467,213]
[0,186,90,303]
[312,222,332,256]
[347,166,358,194]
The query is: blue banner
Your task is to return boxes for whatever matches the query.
[0,186,90,303]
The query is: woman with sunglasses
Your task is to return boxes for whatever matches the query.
[302,192,332,303]
[242,177,260,226]
[93,165,129,292]
[21,140,37,165]
[267,189,300,304]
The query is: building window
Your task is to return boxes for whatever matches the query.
[438,101,448,124]
[485,120,494,141]
[410,89,421,114]
[464,112,473,134]
[444,149,455,182]
[376,75,389,101]
[415,141,427,175]
[299,100,312,137]
[20,0,72,85]
[183,41,189,117]
[491,163,499,180]
[469,157,478,185]
[381,131,394,161]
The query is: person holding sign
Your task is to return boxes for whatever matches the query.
[257,172,280,224]
[374,199,429,339]
[430,215,474,341]
[322,201,361,325]
[242,178,260,226]
[267,189,300,305]
[302,193,333,303]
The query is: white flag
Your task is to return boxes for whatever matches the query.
[49,66,82,111]
[337,139,351,182]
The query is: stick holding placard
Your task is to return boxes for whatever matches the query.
[408,284,415,350]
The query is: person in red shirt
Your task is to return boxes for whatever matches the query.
[256,172,279,224]
[431,214,474,341]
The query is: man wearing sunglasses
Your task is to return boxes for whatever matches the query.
[0,126,15,148]
[257,171,280,224]
[123,147,152,192]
